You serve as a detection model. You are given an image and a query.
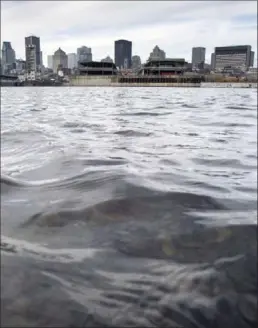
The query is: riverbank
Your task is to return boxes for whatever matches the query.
[2,77,257,88]
[200,82,257,88]
[68,76,257,88]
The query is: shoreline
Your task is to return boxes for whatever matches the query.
[2,82,257,88]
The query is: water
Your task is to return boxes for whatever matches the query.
[1,87,257,327]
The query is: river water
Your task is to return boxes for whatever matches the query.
[1,87,257,327]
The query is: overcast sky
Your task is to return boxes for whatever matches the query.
[1,0,257,66]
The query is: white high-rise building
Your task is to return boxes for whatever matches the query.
[148,45,166,61]
[67,53,77,69]
[132,55,141,70]
[52,48,68,73]
[47,55,53,69]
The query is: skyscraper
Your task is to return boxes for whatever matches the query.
[26,44,37,72]
[77,46,92,65]
[211,53,215,70]
[114,39,132,69]
[40,51,43,66]
[214,45,252,71]
[25,35,41,71]
[1,41,16,73]
[47,55,53,69]
[191,47,206,69]
[250,51,254,67]
[132,55,141,70]
[68,53,78,69]
[148,46,166,61]
[52,48,68,73]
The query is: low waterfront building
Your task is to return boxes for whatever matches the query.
[78,61,118,75]
[118,75,204,84]
[248,67,257,74]
[221,65,246,76]
[0,73,20,86]
[25,70,43,81]
[58,67,71,76]
[246,67,257,82]
[140,59,187,76]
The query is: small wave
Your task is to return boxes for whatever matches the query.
[1,236,102,263]
[121,112,170,117]
[1,128,45,137]
[226,105,253,110]
[82,158,127,166]
[1,168,124,191]
[191,158,248,169]
[226,123,255,128]
[114,129,151,137]
[62,122,89,128]
[1,174,26,187]
[0,174,61,190]
[210,138,228,143]
[70,128,86,133]
[19,190,225,229]
[181,104,199,108]
[30,107,47,112]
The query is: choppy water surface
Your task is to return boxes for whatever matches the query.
[1,87,257,327]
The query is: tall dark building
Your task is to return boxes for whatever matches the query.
[250,51,254,67]
[191,47,206,69]
[114,39,132,69]
[25,35,41,70]
[211,53,215,70]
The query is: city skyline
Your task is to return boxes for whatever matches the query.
[1,1,257,66]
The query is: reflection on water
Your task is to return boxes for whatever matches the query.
[1,87,257,327]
